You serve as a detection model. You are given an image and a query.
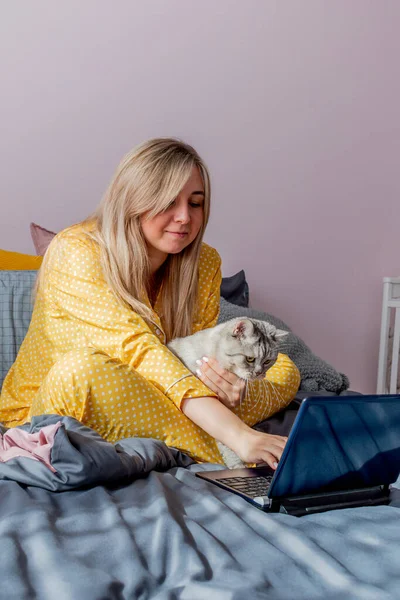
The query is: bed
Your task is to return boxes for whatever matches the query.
[1,268,400,600]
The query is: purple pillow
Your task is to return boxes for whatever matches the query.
[30,223,56,255]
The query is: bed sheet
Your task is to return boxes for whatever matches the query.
[1,415,400,600]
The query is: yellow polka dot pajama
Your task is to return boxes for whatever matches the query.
[0,224,300,464]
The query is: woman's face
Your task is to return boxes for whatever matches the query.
[141,166,205,273]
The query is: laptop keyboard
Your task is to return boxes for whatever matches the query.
[219,475,274,498]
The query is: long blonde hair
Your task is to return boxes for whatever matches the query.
[80,138,211,341]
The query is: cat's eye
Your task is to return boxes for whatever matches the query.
[246,357,255,363]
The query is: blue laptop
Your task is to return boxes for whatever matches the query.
[196,395,400,516]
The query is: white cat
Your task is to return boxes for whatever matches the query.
[168,317,288,468]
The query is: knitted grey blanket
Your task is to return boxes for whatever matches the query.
[218,297,350,394]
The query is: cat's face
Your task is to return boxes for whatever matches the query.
[218,318,287,380]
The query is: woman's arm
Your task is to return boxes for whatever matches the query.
[181,395,287,468]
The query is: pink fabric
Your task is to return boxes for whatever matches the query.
[0,422,62,472]
[30,222,57,255]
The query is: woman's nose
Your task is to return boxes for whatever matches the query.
[174,205,190,223]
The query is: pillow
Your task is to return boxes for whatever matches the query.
[0,270,37,387]
[30,222,56,255]
[218,297,350,393]
[220,270,249,307]
[0,249,43,270]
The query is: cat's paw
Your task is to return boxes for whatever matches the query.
[217,441,246,469]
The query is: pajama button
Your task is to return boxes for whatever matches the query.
[156,328,161,335]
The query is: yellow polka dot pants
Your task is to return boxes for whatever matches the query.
[29,348,300,464]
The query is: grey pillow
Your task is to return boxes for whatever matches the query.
[220,270,249,307]
[218,297,350,394]
[0,270,36,389]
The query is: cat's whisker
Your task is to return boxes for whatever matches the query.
[260,379,274,412]
[250,380,263,412]
[249,377,286,417]
[264,379,273,412]
[267,379,286,408]
[261,378,269,403]
[240,378,248,410]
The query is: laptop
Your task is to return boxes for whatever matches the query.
[196,395,400,516]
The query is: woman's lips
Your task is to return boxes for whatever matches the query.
[166,232,188,238]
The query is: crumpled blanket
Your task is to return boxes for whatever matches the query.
[218,297,350,394]
[0,415,194,491]
[0,421,61,472]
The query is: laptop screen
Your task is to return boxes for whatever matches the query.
[268,395,400,499]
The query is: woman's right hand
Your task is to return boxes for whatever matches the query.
[233,429,287,469]
[181,395,287,469]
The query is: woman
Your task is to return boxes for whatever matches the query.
[0,138,300,467]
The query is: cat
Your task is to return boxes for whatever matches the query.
[167,317,288,468]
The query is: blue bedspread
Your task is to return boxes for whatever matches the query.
[1,416,400,600]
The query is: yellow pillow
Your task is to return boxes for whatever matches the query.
[0,249,43,270]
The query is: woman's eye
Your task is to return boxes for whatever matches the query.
[190,202,202,208]
[246,357,255,363]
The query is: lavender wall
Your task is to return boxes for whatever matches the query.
[1,1,399,392]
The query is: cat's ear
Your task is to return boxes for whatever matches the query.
[273,329,289,341]
[232,319,252,338]
[263,321,287,341]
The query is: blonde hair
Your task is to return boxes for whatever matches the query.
[79,138,211,341]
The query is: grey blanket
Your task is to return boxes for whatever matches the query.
[1,415,400,600]
[218,297,350,394]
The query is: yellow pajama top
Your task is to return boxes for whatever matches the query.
[0,224,224,427]
[0,223,300,434]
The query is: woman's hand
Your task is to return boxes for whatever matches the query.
[234,429,287,469]
[181,395,287,470]
[196,356,246,409]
